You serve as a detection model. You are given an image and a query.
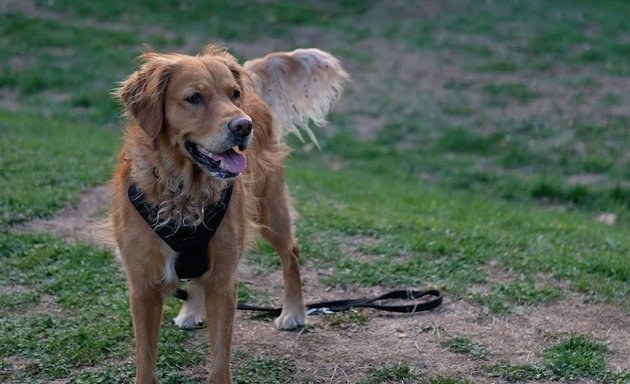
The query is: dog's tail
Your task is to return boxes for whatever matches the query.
[244,48,349,148]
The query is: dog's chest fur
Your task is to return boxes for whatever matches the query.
[127,141,229,230]
[128,181,233,280]
[152,177,215,228]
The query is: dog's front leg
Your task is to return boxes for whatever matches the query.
[129,281,164,384]
[202,262,238,384]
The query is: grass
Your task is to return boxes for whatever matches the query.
[441,336,487,360]
[543,334,610,380]
[290,162,630,308]
[472,282,563,314]
[485,361,544,382]
[482,82,539,106]
[2,0,630,382]
[323,310,370,330]
[358,364,472,384]
[486,334,624,382]
[0,233,135,381]
[0,111,120,227]
[233,353,296,384]
[358,364,416,384]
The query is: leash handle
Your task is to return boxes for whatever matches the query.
[236,289,442,315]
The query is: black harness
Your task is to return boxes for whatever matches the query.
[128,183,233,279]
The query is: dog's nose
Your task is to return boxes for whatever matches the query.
[227,117,253,138]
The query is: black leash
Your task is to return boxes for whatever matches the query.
[235,289,443,316]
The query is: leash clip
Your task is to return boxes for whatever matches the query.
[306,307,335,315]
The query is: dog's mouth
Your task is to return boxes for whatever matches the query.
[185,140,247,179]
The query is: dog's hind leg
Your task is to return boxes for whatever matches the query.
[261,174,306,330]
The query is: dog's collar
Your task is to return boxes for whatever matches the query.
[127,182,233,279]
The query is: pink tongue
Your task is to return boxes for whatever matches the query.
[212,151,247,174]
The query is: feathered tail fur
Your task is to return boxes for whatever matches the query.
[244,48,349,148]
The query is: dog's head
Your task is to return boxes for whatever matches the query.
[117,45,254,179]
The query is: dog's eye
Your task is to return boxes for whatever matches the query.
[185,92,203,105]
[232,89,241,100]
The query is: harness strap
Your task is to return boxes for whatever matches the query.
[128,183,233,279]
[234,289,442,315]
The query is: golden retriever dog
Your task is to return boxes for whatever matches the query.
[110,44,347,383]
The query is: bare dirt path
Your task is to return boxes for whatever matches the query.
[14,185,112,245]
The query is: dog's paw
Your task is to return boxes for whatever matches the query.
[274,309,306,330]
[172,313,205,329]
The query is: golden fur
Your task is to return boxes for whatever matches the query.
[110,45,347,383]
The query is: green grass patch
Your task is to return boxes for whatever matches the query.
[359,365,473,384]
[247,240,282,269]
[366,366,476,384]
[358,363,417,384]
[472,60,519,73]
[0,13,139,122]
[30,0,373,42]
[0,289,40,311]
[233,352,296,384]
[485,334,627,382]
[543,334,609,380]
[441,336,487,359]
[426,377,472,384]
[324,310,370,330]
[0,232,208,383]
[0,111,119,228]
[289,161,630,308]
[0,233,132,381]
[484,335,626,382]
[436,128,500,154]
[485,361,544,382]
[482,82,538,106]
[472,282,563,314]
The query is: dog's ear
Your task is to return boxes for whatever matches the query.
[116,53,175,139]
